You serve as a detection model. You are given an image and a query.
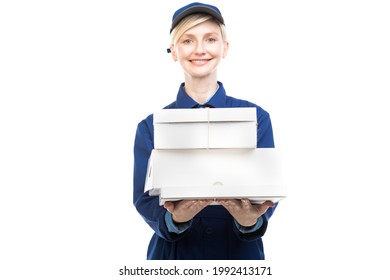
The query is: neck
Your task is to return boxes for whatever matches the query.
[183,77,218,104]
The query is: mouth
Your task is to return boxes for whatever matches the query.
[190,59,211,66]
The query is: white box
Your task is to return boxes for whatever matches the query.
[144,148,286,205]
[153,107,257,149]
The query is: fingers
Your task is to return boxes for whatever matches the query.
[164,199,206,209]
[218,198,241,207]
[218,199,249,217]
[217,198,251,208]
[263,200,275,207]
[164,199,214,223]
[218,199,275,216]
[163,201,174,213]
[254,200,275,216]
[241,199,252,208]
[180,199,214,209]
[165,199,274,223]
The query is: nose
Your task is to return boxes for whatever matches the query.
[194,41,206,55]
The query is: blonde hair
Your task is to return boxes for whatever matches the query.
[171,13,227,46]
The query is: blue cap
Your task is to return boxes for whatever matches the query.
[170,2,225,33]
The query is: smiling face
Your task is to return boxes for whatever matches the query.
[171,19,229,81]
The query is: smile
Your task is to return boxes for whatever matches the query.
[190,59,211,65]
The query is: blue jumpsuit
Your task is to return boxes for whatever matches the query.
[133,81,277,259]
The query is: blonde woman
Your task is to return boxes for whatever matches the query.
[133,2,277,260]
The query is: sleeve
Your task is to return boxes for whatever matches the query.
[256,107,275,148]
[257,107,279,229]
[234,216,263,233]
[165,212,193,234]
[232,106,278,240]
[232,206,278,241]
[132,117,188,241]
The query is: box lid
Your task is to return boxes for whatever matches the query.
[153,107,257,124]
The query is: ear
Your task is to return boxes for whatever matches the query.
[170,44,178,61]
[222,41,229,58]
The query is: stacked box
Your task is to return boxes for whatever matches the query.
[144,107,286,205]
[154,107,257,149]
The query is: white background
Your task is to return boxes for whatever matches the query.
[1,0,389,279]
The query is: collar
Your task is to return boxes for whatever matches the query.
[175,81,227,108]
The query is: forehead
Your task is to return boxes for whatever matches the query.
[182,20,222,36]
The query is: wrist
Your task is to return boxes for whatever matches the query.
[234,216,263,234]
[236,217,258,227]
[172,214,190,224]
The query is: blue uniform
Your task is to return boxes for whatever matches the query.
[133,82,277,259]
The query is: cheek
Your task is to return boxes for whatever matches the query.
[210,43,225,56]
[176,45,193,57]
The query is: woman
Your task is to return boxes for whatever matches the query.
[133,2,277,260]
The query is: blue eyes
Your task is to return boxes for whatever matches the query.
[182,38,217,44]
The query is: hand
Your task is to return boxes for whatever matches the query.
[164,199,214,223]
[218,199,275,227]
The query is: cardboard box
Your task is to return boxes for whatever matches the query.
[153,107,257,149]
[144,148,286,205]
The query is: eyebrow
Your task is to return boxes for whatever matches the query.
[182,32,220,38]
